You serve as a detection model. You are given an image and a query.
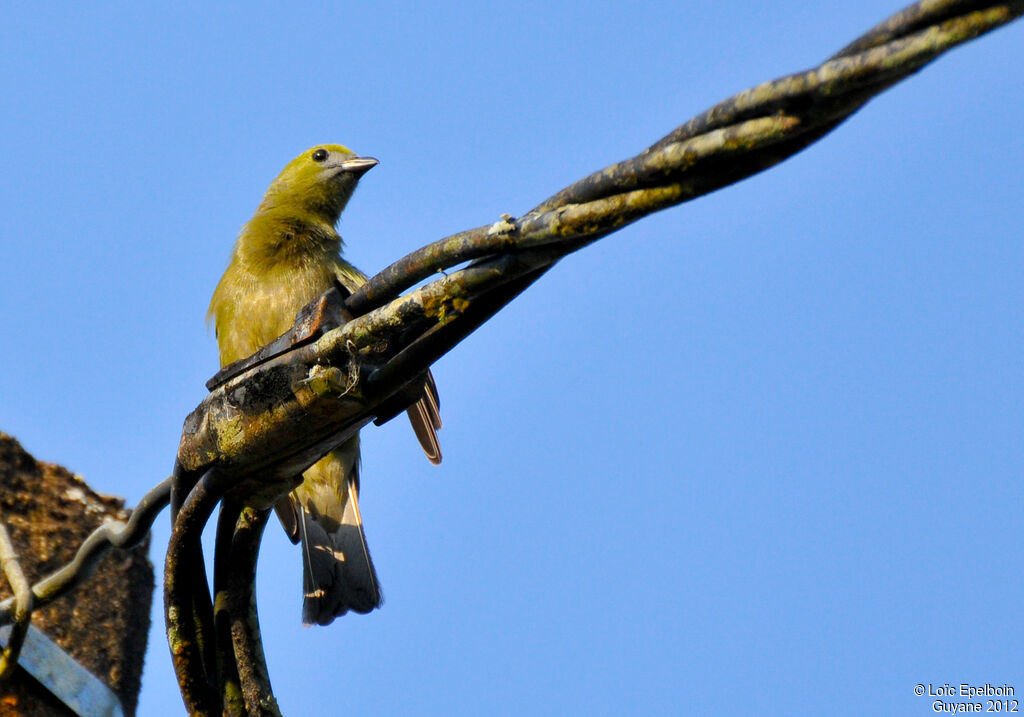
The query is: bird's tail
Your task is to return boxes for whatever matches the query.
[296,476,382,625]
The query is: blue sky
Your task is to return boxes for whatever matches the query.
[2,3,1022,715]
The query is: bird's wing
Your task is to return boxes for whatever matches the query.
[332,257,443,464]
[273,495,301,544]
[332,259,368,294]
[406,370,442,464]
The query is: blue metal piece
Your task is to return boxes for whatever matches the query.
[0,623,124,717]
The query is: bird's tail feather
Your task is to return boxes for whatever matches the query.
[299,479,381,626]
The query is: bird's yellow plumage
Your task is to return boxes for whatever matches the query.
[209,144,441,625]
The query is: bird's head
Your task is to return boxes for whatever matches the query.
[260,144,378,224]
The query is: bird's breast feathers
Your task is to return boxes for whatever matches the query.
[211,255,364,366]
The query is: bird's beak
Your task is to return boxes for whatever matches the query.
[338,156,379,175]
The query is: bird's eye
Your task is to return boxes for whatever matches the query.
[312,148,328,162]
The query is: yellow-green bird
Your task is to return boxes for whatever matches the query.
[209,144,442,625]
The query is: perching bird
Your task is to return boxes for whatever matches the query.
[208,144,442,625]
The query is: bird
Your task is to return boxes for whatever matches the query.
[208,144,442,625]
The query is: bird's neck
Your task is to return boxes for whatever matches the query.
[239,207,344,267]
